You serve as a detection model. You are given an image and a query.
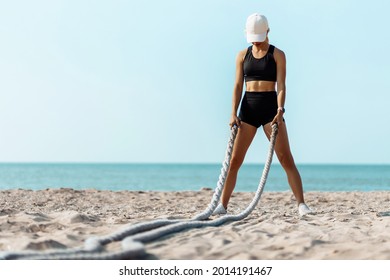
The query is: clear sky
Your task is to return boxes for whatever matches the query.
[0,0,389,164]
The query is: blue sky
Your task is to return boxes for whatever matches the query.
[0,0,389,164]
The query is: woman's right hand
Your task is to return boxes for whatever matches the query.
[229,115,241,128]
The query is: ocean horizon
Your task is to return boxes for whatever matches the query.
[0,163,389,192]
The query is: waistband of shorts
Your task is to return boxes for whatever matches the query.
[244,91,277,97]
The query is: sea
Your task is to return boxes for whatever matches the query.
[0,163,389,192]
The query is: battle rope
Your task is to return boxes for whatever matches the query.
[0,124,278,260]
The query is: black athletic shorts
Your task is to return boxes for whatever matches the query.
[238,91,278,128]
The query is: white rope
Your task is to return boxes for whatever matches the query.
[0,124,278,260]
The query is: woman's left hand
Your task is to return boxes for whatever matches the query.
[271,112,284,126]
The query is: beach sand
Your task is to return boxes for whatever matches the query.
[1,188,390,259]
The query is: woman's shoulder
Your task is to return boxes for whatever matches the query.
[272,45,286,58]
[236,48,249,63]
[237,47,249,56]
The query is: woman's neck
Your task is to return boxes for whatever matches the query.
[252,41,269,52]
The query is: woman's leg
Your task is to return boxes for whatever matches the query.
[221,122,257,208]
[263,121,305,205]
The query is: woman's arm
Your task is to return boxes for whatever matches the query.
[271,48,286,125]
[230,49,246,127]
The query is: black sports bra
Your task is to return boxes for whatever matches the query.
[243,45,277,82]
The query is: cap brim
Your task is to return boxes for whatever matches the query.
[246,33,267,43]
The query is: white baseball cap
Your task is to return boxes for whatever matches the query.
[245,13,269,43]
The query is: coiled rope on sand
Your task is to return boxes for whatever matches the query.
[0,124,278,260]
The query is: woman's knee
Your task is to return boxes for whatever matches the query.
[229,155,244,171]
[278,152,295,170]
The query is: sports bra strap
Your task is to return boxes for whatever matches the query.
[244,46,252,60]
[268,45,275,54]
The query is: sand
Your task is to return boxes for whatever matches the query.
[1,188,390,259]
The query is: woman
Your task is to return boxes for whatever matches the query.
[213,13,313,217]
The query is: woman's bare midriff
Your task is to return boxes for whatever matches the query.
[245,80,276,92]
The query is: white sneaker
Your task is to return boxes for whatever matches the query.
[212,203,227,215]
[298,203,314,217]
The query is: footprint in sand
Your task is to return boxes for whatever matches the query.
[25,239,67,250]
